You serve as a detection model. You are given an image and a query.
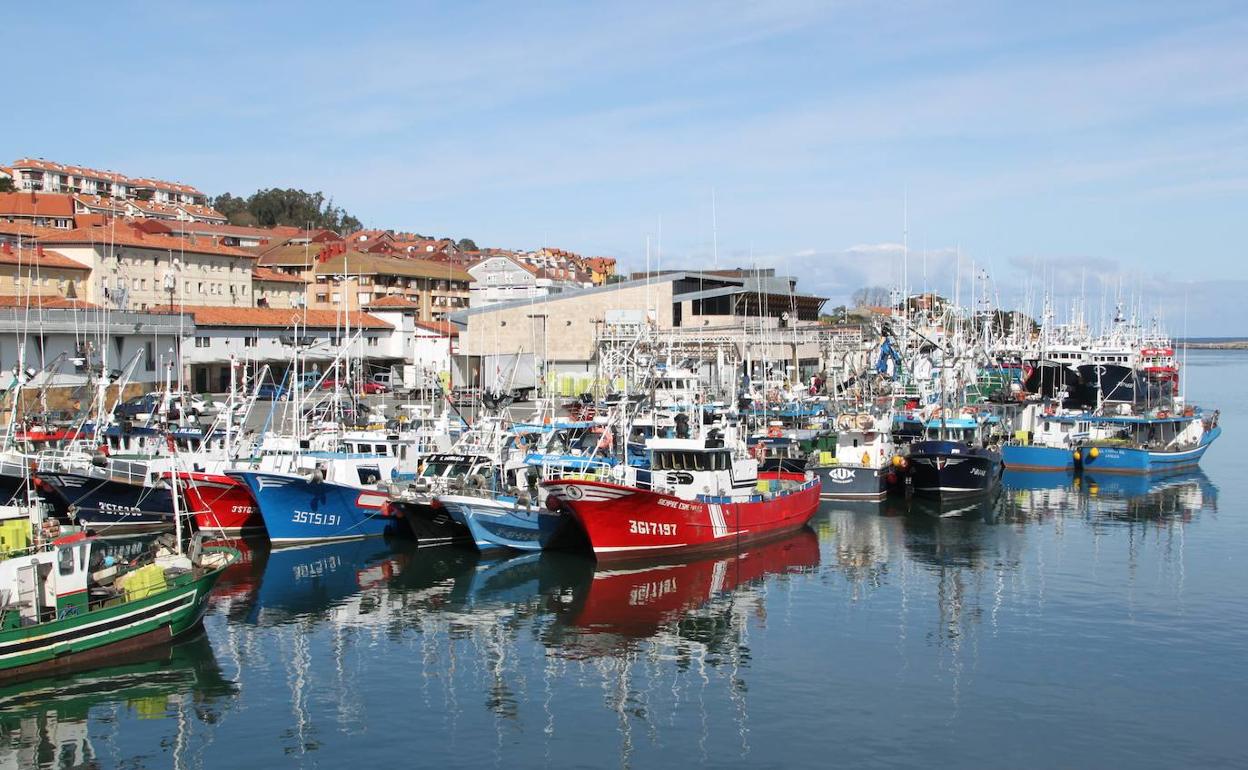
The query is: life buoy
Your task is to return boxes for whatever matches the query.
[856,413,873,430]
[767,425,783,438]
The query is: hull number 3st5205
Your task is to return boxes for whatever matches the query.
[629,520,677,536]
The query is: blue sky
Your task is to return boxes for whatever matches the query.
[9,1,1247,333]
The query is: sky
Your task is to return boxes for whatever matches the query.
[8,1,1247,334]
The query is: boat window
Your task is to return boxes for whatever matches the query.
[79,544,88,570]
[375,444,388,455]
[59,547,75,576]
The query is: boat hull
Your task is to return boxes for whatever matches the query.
[34,471,175,534]
[180,472,264,533]
[543,473,821,561]
[389,499,473,546]
[816,464,889,500]
[438,494,572,552]
[1001,443,1075,471]
[1079,425,1220,475]
[0,551,235,684]
[226,470,405,546]
[903,441,1004,501]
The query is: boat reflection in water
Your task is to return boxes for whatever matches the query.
[547,529,821,658]
[0,631,235,770]
[1000,468,1218,525]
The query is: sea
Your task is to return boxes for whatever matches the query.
[3,350,1244,769]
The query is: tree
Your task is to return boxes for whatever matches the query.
[0,178,14,193]
[456,238,478,251]
[851,286,891,308]
[210,188,363,232]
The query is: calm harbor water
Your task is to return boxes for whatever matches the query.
[3,350,1244,769]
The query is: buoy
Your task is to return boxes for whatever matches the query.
[1073,450,1081,462]
[891,455,904,468]
[1089,447,1099,459]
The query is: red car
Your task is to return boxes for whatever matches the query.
[318,379,389,395]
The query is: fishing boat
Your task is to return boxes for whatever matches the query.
[1076,407,1220,474]
[898,412,1004,501]
[813,410,896,500]
[227,457,405,546]
[180,471,264,533]
[543,435,820,560]
[0,516,238,684]
[1001,403,1089,471]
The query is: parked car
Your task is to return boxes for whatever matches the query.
[255,383,287,400]
[320,379,389,395]
[114,393,163,419]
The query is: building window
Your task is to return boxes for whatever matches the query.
[316,293,328,303]
[330,336,342,347]
[367,337,378,347]
[358,292,371,304]
[244,337,258,348]
[195,337,210,348]
[331,292,341,304]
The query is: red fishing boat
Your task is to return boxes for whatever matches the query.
[543,437,821,560]
[179,472,265,533]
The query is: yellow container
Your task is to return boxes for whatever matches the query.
[1014,430,1030,445]
[818,451,834,466]
[120,564,168,601]
[0,520,30,556]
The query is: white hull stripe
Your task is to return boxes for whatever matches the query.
[0,589,197,661]
[707,504,728,538]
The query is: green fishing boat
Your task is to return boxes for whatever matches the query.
[0,518,238,684]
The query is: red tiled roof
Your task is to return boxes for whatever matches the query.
[365,295,422,309]
[0,294,98,309]
[0,243,91,270]
[0,192,75,218]
[252,266,308,284]
[38,224,255,258]
[156,305,392,330]
[414,320,458,337]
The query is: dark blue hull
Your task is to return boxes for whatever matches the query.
[903,441,1003,501]
[816,465,889,500]
[35,471,175,534]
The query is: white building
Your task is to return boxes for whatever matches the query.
[179,306,393,393]
[467,254,549,307]
[364,297,456,387]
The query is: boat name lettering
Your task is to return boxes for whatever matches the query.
[292,511,342,526]
[628,520,677,536]
[656,498,696,511]
[970,468,987,477]
[231,505,256,514]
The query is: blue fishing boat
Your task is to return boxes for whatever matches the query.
[1001,409,1087,471]
[1077,409,1220,474]
[438,453,610,552]
[228,463,405,546]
